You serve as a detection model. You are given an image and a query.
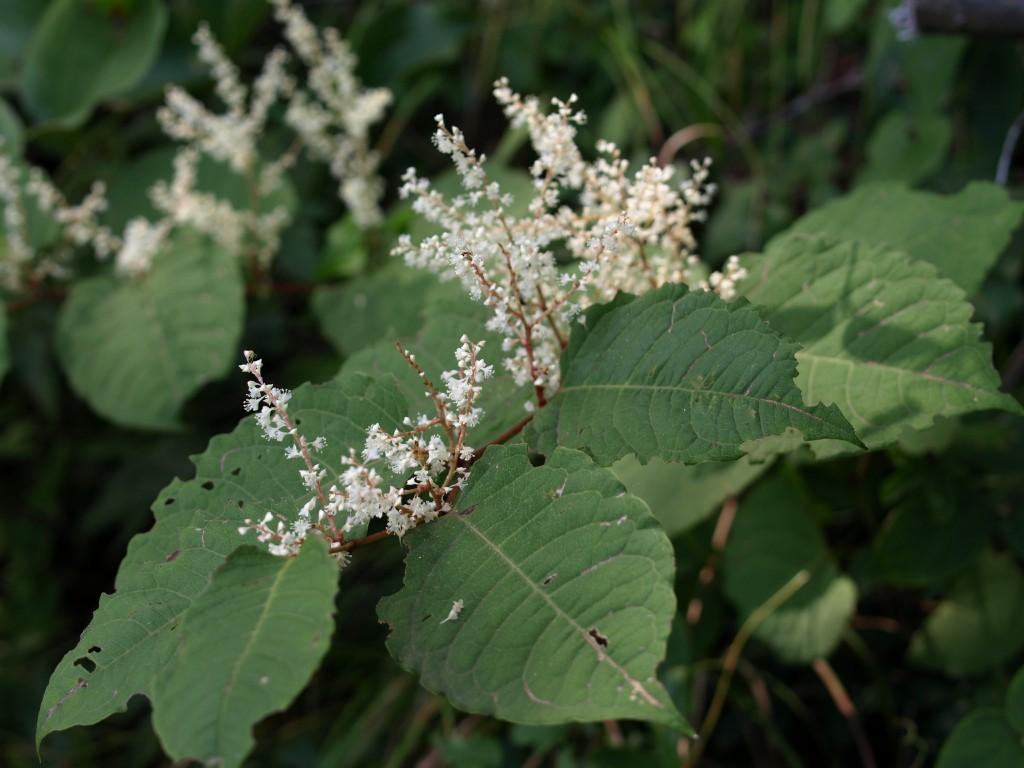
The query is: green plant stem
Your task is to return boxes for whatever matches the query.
[686,569,811,768]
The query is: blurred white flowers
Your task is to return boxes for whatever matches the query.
[0,0,389,288]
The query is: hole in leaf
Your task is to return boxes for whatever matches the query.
[88,646,101,654]
[164,498,175,506]
[165,550,181,562]
[459,505,477,517]
[588,628,609,649]
[421,614,432,623]
[237,500,245,508]
[201,480,215,490]
[73,657,96,673]
[542,574,557,586]
[231,467,241,476]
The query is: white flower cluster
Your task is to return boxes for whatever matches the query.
[2,0,388,287]
[394,78,724,406]
[0,144,121,291]
[270,0,391,226]
[702,254,749,301]
[237,337,493,557]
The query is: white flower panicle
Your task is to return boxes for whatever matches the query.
[394,78,727,407]
[270,0,391,226]
[0,142,121,291]
[237,338,494,557]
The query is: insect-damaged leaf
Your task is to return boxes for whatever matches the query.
[36,373,406,749]
[528,284,862,465]
[152,537,339,768]
[378,444,690,732]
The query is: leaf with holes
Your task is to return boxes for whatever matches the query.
[56,229,244,430]
[740,235,1021,456]
[782,182,1024,293]
[378,444,688,731]
[151,537,338,768]
[36,373,407,749]
[527,284,862,465]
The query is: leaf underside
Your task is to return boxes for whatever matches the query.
[528,284,862,465]
[378,444,689,732]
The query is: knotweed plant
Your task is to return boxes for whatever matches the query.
[34,9,1024,768]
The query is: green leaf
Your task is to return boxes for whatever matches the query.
[313,262,457,359]
[342,288,532,445]
[36,373,407,748]
[0,97,23,153]
[721,475,857,663]
[782,182,1024,293]
[21,0,168,126]
[936,709,1024,768]
[741,236,1021,455]
[856,111,951,186]
[528,284,862,466]
[611,455,767,537]
[855,495,989,589]
[378,444,688,731]
[315,215,369,280]
[910,551,1024,677]
[151,537,339,768]
[56,230,244,430]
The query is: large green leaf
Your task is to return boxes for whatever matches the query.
[378,444,687,731]
[611,455,767,537]
[910,551,1024,677]
[36,373,407,748]
[741,236,1021,455]
[721,475,857,663]
[528,284,862,465]
[21,0,168,126]
[56,230,244,430]
[782,182,1024,293]
[152,537,339,768]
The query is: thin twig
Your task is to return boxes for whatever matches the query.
[684,569,811,768]
[811,657,877,768]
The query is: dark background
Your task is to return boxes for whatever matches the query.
[3,1,1024,765]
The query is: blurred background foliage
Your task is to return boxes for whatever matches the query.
[2,0,1024,765]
